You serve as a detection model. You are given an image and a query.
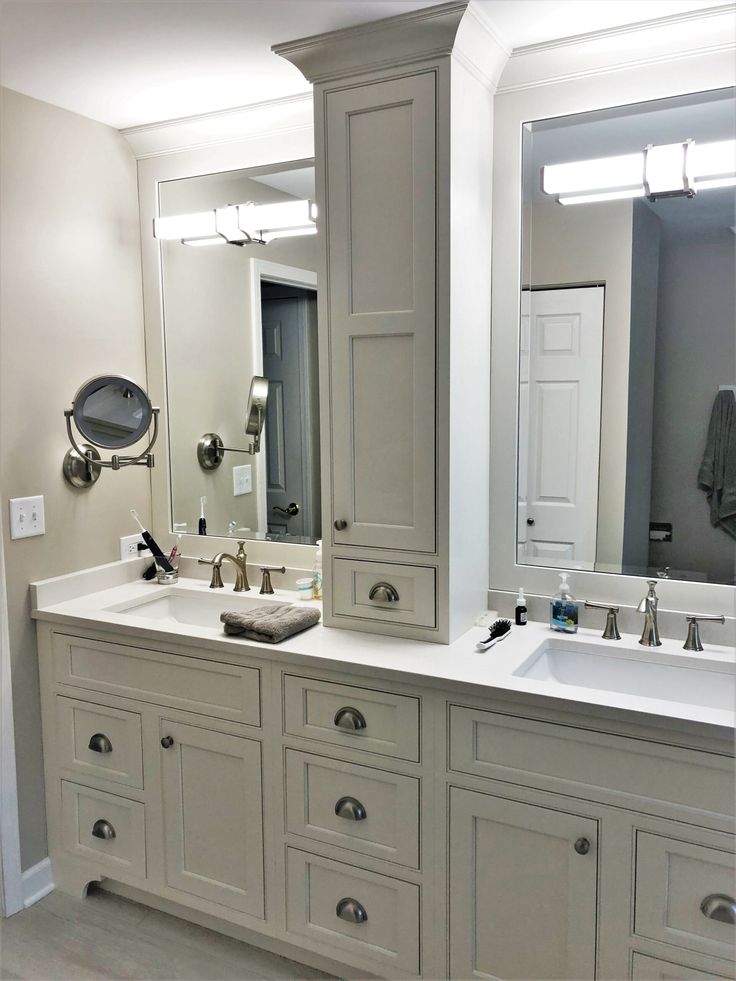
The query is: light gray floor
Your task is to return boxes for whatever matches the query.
[0,887,337,981]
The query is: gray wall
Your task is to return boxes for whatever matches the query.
[648,230,736,584]
[0,87,148,869]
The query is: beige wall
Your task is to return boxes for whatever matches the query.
[0,87,149,869]
[528,198,634,569]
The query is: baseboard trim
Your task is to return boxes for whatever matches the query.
[22,858,54,908]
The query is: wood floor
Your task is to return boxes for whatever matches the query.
[0,887,337,981]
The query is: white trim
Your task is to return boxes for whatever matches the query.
[21,858,53,908]
[0,522,23,917]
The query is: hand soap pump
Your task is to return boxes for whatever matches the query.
[550,573,578,634]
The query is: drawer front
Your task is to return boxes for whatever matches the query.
[333,558,437,629]
[285,848,420,976]
[53,634,260,726]
[56,697,143,789]
[61,780,146,879]
[449,705,734,819]
[632,952,733,980]
[285,750,420,868]
[284,675,420,761]
[635,832,736,963]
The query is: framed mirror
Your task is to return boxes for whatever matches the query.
[157,160,320,543]
[518,87,736,587]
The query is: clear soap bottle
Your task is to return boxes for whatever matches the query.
[550,572,578,633]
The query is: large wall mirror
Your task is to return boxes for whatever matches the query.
[518,87,735,587]
[158,160,320,544]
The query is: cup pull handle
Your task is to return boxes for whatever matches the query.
[333,707,367,731]
[91,819,116,840]
[88,733,113,754]
[701,894,736,924]
[336,897,368,924]
[335,796,367,821]
[368,582,400,603]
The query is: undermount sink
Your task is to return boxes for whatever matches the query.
[513,641,735,713]
[107,588,281,628]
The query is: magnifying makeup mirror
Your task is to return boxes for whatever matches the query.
[197,376,269,470]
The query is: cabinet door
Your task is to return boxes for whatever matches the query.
[325,71,436,552]
[449,788,598,980]
[160,720,264,917]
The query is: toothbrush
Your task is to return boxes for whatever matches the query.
[475,618,512,652]
[198,497,207,536]
[130,509,174,573]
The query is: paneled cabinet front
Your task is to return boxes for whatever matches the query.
[159,719,265,917]
[325,71,437,553]
[449,787,598,981]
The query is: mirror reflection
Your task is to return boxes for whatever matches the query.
[519,88,736,586]
[159,162,320,543]
[74,375,152,448]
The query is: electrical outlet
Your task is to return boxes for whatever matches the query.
[233,464,252,497]
[9,496,45,539]
[120,534,149,561]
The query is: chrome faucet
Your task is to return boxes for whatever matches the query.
[638,579,662,647]
[198,540,250,592]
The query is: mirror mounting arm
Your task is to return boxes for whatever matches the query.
[63,408,160,487]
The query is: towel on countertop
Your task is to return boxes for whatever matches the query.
[220,603,320,644]
[698,389,736,540]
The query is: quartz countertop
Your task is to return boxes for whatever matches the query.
[31,560,735,740]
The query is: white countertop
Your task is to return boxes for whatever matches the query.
[31,562,736,738]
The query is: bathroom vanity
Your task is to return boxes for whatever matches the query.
[33,566,735,980]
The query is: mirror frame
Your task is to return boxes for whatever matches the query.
[490,45,735,619]
[137,114,320,567]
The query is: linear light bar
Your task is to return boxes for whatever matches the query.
[153,200,318,246]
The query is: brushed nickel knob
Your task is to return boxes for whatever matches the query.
[333,706,367,731]
[91,819,116,840]
[574,837,591,855]
[336,897,368,924]
[88,733,113,754]
[160,735,174,749]
[335,796,367,821]
[334,519,348,531]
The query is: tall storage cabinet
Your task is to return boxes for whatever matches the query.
[275,1,508,642]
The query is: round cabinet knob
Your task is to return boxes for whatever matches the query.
[335,796,368,821]
[574,837,591,855]
[160,735,175,749]
[334,519,348,531]
[87,733,113,754]
[333,706,367,731]
[526,518,535,526]
[368,582,400,603]
[336,897,368,924]
[91,819,116,840]
[700,894,736,925]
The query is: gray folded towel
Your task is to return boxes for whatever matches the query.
[220,603,320,644]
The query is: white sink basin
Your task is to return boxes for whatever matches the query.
[107,588,282,628]
[513,641,735,713]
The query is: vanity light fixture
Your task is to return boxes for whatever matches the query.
[154,200,318,246]
[542,138,736,205]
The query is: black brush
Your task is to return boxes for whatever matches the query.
[475,618,512,651]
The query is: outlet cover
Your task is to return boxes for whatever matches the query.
[120,534,149,561]
[233,464,252,496]
[9,496,45,539]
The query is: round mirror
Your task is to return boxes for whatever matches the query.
[245,376,269,438]
[72,375,153,449]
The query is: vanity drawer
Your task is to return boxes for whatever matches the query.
[448,705,734,819]
[285,848,420,976]
[634,832,736,963]
[285,750,420,868]
[52,634,260,726]
[332,558,437,629]
[283,674,420,761]
[56,696,143,789]
[631,952,732,980]
[61,780,146,879]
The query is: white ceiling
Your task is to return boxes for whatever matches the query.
[0,0,729,130]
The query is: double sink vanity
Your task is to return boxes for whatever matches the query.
[32,561,735,980]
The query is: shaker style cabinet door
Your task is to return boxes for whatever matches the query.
[159,720,264,918]
[449,788,598,980]
[325,72,436,552]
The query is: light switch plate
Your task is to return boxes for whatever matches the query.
[9,495,45,539]
[233,464,252,496]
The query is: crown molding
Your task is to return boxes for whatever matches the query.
[498,4,736,94]
[120,92,313,159]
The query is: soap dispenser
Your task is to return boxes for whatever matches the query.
[550,573,578,634]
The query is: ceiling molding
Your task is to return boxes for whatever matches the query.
[497,5,735,93]
[120,92,313,159]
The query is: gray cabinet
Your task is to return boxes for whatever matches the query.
[159,719,265,917]
[449,787,598,980]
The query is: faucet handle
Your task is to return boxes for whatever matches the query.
[683,613,725,652]
[259,565,286,595]
[198,558,224,589]
[584,602,621,641]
